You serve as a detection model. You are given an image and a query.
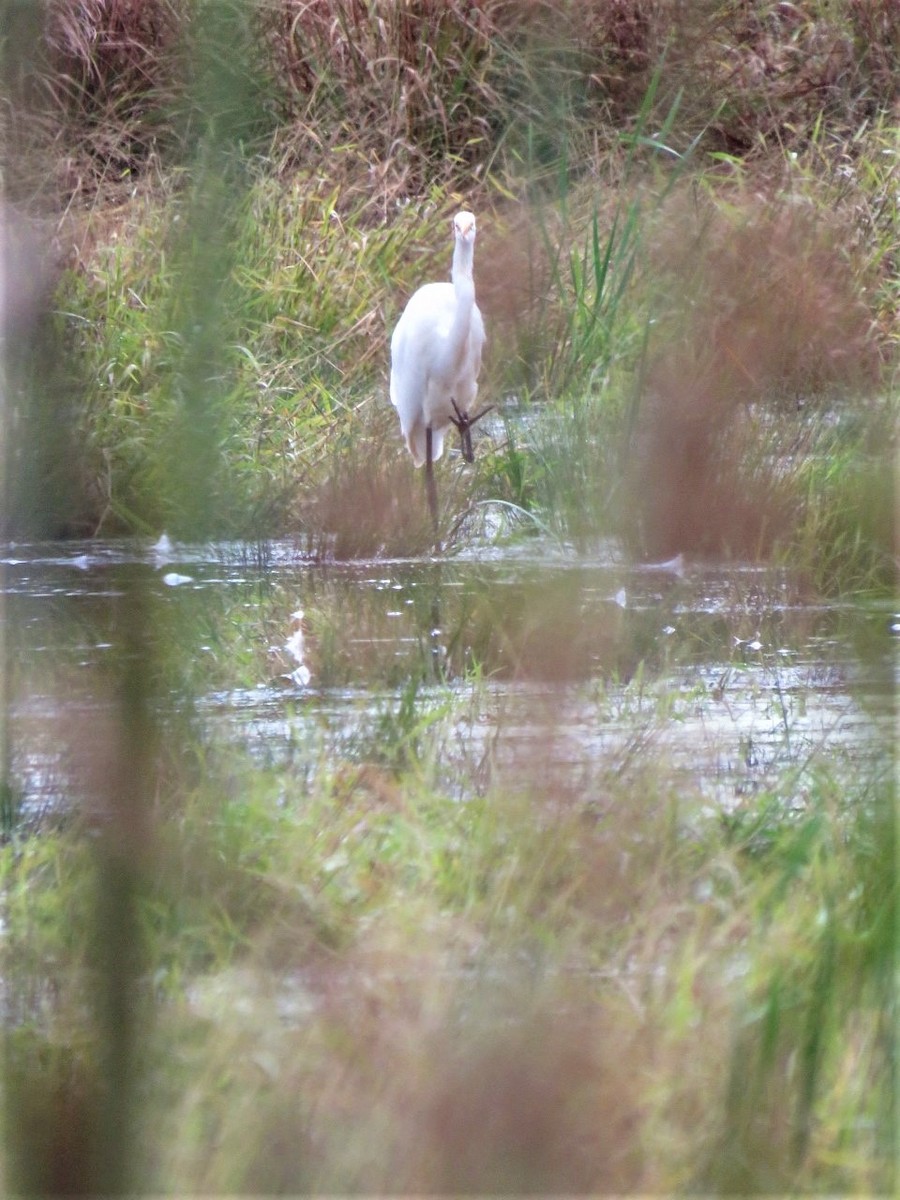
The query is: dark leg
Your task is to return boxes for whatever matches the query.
[425,425,441,551]
[450,398,494,464]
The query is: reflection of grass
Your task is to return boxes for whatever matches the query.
[3,687,892,1193]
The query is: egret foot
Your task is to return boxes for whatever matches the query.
[449,398,494,464]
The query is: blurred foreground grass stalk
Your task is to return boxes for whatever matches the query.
[2,687,894,1192]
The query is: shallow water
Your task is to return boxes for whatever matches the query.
[1,537,894,827]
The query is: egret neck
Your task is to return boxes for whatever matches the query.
[445,223,476,379]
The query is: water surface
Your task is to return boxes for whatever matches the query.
[2,537,892,827]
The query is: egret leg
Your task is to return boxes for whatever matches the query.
[425,426,441,551]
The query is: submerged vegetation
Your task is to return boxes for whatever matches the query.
[1,1,897,1194]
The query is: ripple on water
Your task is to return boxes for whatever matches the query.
[2,537,892,823]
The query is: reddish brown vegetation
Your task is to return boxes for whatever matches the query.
[627,196,880,558]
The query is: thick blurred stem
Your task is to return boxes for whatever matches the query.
[91,579,157,1195]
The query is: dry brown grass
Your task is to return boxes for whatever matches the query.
[5,0,897,218]
[259,0,501,206]
[5,0,182,207]
[297,416,439,558]
[658,0,900,155]
[407,996,645,1193]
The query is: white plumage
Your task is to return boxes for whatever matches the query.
[390,210,489,534]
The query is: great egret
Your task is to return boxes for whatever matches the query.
[390,210,491,538]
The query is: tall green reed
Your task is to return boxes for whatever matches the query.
[493,78,699,547]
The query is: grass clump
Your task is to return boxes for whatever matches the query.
[3,707,893,1193]
[11,1,898,211]
[57,178,473,541]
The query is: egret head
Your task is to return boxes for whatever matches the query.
[453,210,476,242]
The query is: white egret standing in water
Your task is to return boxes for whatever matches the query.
[389,210,491,538]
